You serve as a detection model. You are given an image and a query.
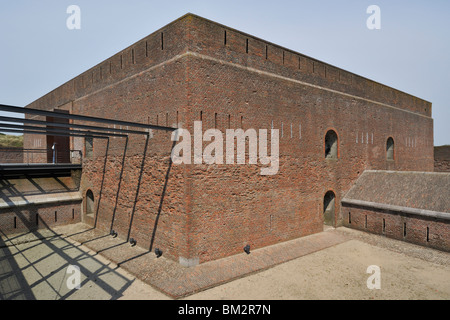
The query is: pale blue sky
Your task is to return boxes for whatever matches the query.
[0,0,449,145]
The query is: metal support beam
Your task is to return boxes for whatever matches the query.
[0,128,110,140]
[0,123,127,138]
[0,115,146,136]
[0,104,176,132]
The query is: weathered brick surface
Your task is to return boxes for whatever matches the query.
[21,14,435,264]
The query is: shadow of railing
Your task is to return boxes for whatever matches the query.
[109,137,129,233]
[149,140,177,252]
[126,134,150,242]
[94,138,110,229]
[0,224,135,300]
[0,236,35,300]
[0,185,135,300]
[0,133,178,299]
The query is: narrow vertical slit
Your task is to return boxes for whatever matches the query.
[382,219,386,234]
[176,111,179,127]
[156,114,159,126]
[109,61,112,74]
[72,208,75,220]
[145,41,148,57]
[348,212,351,224]
[132,49,135,64]
[403,223,407,238]
[365,215,367,228]
[298,56,301,69]
[55,211,58,222]
[214,113,218,129]
[282,51,285,65]
[224,30,227,46]
[200,111,203,122]
[426,227,430,242]
[14,216,17,229]
[240,116,243,129]
[161,32,164,50]
[265,45,268,60]
[36,213,39,226]
[228,115,231,129]
[120,55,123,69]
[246,39,249,54]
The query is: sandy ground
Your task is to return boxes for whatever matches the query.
[184,239,450,300]
[1,227,449,300]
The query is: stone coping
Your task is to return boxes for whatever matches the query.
[0,192,82,209]
[341,198,450,221]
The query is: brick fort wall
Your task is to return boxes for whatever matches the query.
[22,14,434,265]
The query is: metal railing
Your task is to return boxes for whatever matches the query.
[0,148,82,165]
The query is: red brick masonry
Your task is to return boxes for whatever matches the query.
[22,14,435,265]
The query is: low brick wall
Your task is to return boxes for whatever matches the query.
[0,175,82,235]
[341,203,450,252]
[0,147,23,164]
[435,146,450,172]
[0,200,82,235]
[435,160,450,172]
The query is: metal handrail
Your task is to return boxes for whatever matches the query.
[0,148,82,164]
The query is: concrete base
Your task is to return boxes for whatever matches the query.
[179,257,200,268]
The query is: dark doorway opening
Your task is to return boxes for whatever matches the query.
[323,191,336,226]
[86,190,95,217]
[46,110,70,163]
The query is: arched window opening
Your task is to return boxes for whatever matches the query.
[325,130,338,159]
[387,137,395,160]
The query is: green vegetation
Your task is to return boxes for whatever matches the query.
[0,133,24,148]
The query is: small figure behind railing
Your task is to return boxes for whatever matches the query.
[52,142,58,164]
